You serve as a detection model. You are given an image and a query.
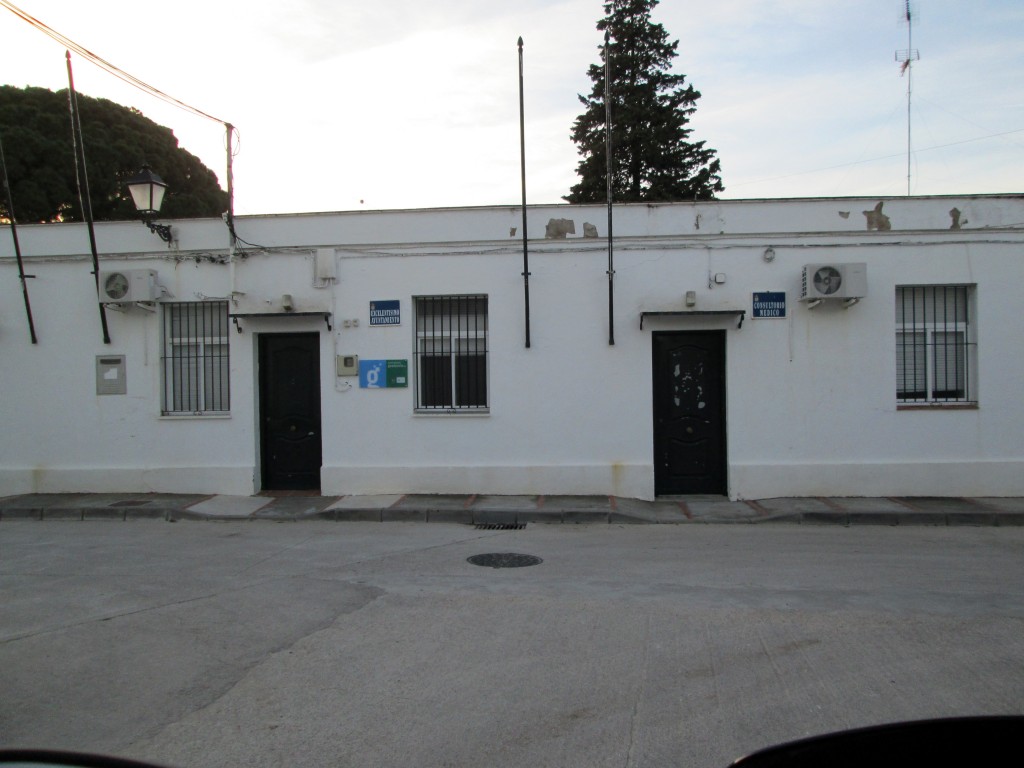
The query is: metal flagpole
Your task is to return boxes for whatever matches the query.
[604,29,615,346]
[66,50,111,344]
[518,37,531,349]
[0,131,38,343]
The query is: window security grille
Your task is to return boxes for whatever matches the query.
[896,286,974,404]
[414,295,488,411]
[161,301,230,414]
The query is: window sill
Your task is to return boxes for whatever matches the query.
[159,412,232,420]
[897,402,978,411]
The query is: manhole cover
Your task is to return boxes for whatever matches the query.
[467,552,543,569]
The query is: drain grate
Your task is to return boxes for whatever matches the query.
[467,552,543,568]
[475,523,525,530]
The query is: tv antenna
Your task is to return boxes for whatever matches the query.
[895,0,920,196]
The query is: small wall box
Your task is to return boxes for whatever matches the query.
[96,355,127,395]
[336,355,359,376]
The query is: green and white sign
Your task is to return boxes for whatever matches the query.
[359,359,408,388]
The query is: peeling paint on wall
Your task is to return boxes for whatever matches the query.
[838,211,850,219]
[949,208,967,230]
[545,218,576,238]
[583,222,598,238]
[863,202,892,231]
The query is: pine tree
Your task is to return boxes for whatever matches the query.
[566,0,723,203]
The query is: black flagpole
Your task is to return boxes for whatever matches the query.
[604,30,615,346]
[518,37,531,349]
[66,51,111,344]
[0,131,38,343]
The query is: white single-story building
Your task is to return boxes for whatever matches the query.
[2,195,1022,500]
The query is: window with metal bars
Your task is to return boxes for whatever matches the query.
[414,295,488,412]
[895,286,975,404]
[161,301,230,415]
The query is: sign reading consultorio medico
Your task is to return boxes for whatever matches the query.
[752,292,786,319]
[369,300,401,326]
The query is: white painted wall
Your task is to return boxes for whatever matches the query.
[2,196,1022,499]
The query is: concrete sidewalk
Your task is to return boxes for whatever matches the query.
[2,492,1024,525]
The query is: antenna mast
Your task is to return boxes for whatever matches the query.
[896,1,920,196]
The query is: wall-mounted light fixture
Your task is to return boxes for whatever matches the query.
[126,165,173,244]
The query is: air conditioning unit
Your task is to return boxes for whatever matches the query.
[800,263,867,301]
[99,269,160,303]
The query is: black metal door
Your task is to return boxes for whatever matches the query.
[652,331,727,495]
[259,333,322,490]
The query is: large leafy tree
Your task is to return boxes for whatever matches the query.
[0,85,228,223]
[566,0,723,203]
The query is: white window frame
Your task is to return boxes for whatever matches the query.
[413,295,489,413]
[161,301,230,415]
[895,285,976,406]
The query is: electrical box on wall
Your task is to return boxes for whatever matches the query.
[336,354,359,376]
[96,355,127,395]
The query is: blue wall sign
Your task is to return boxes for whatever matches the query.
[359,359,408,388]
[752,292,786,318]
[360,360,387,388]
[370,300,401,326]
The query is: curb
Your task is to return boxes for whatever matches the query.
[3,494,1024,526]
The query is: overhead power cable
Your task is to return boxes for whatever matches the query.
[1,0,227,125]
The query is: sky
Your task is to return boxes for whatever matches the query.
[1,0,1021,216]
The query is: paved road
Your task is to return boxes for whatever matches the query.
[2,521,1022,768]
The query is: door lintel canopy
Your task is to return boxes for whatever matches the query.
[640,310,745,330]
[229,311,333,333]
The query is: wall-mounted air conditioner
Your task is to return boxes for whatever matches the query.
[99,269,160,303]
[800,263,867,301]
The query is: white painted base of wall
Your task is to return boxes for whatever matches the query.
[3,460,1022,501]
[321,463,654,500]
[730,460,1024,499]
[0,467,255,497]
